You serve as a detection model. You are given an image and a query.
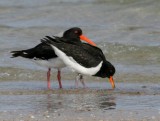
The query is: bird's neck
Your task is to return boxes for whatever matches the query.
[93,62,107,78]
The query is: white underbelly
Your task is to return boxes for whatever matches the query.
[32,57,66,69]
[51,46,103,76]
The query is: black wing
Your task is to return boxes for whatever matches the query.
[42,37,104,68]
[81,43,106,61]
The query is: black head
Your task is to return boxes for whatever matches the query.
[94,61,116,89]
[95,61,115,78]
[106,64,115,78]
[63,27,82,39]
[62,27,96,46]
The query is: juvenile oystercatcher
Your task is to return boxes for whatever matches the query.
[41,36,116,89]
[11,27,96,89]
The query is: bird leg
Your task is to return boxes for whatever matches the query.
[75,74,86,88]
[57,70,62,89]
[79,74,86,88]
[47,68,51,89]
[75,74,79,88]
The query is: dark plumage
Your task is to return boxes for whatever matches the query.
[42,36,101,68]
[41,36,116,88]
[11,27,96,89]
[11,42,57,60]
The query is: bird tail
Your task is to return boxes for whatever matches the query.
[10,50,26,58]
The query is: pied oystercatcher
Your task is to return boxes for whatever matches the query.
[41,36,116,89]
[11,27,96,89]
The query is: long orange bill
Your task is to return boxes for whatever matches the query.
[80,35,96,46]
[109,76,115,89]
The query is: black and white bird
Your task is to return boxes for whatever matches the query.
[11,27,96,89]
[41,36,116,89]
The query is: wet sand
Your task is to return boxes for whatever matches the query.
[0,80,160,121]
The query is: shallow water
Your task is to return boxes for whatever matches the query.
[0,0,160,120]
[0,81,160,121]
[0,0,160,79]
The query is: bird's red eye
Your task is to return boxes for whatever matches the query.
[74,31,78,34]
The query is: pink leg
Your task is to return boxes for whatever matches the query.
[80,75,86,88]
[57,70,62,89]
[75,74,86,88]
[75,75,79,88]
[47,68,51,89]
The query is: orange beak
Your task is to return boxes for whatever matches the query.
[80,35,96,46]
[109,76,115,89]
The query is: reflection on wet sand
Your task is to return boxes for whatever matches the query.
[0,81,160,120]
[46,94,63,112]
[44,93,116,113]
[97,94,116,110]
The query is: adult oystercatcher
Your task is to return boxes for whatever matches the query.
[11,27,96,89]
[41,36,116,89]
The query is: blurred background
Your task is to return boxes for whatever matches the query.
[0,0,160,83]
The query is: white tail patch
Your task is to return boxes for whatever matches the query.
[23,52,28,54]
